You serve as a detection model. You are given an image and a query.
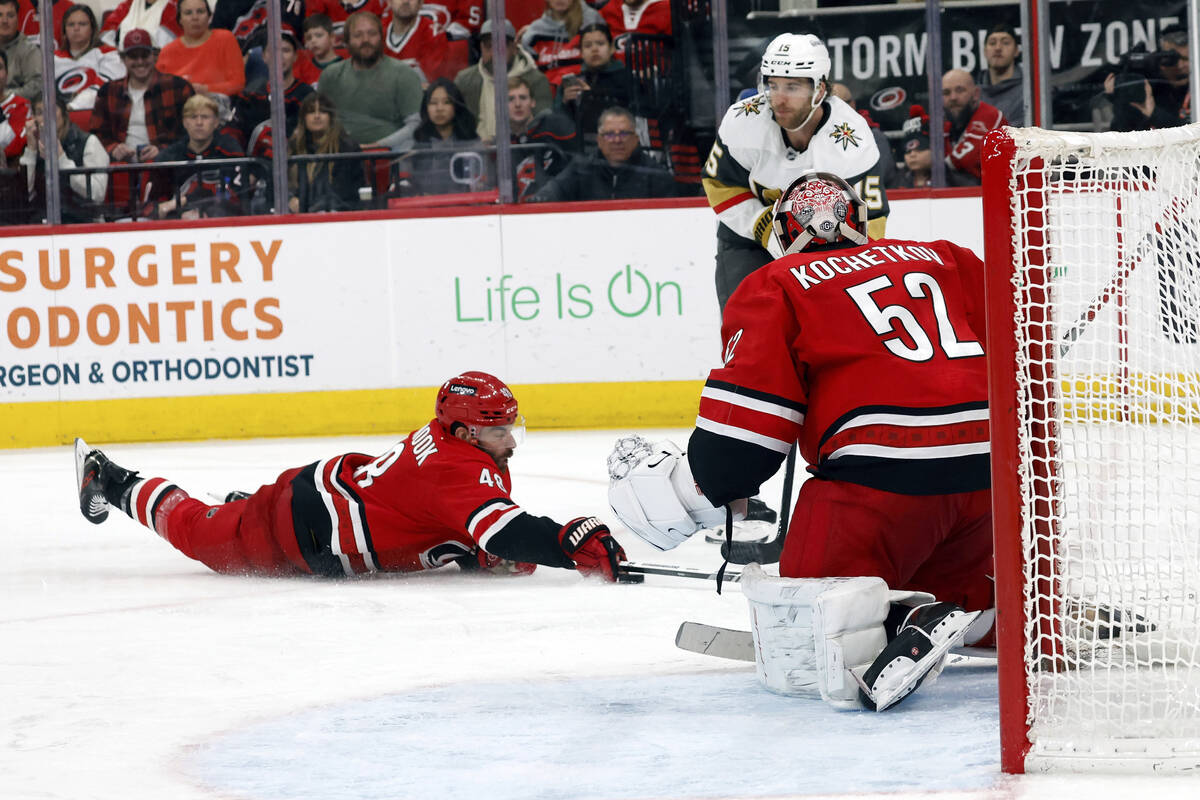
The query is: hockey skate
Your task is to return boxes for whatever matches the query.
[74,438,137,525]
[704,497,778,544]
[854,601,982,711]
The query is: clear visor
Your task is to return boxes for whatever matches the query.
[477,415,526,447]
[764,76,817,98]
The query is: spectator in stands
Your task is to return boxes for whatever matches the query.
[0,0,41,101]
[554,22,630,133]
[148,92,244,219]
[382,0,448,85]
[395,76,482,195]
[509,72,574,200]
[54,5,126,112]
[1105,24,1191,132]
[532,105,674,202]
[100,0,182,51]
[213,0,304,54]
[303,14,346,72]
[598,0,670,52]
[318,10,423,147]
[306,0,388,44]
[287,92,364,212]
[942,68,1006,186]
[519,0,602,84]
[21,93,109,222]
[978,22,1025,126]
[155,0,245,98]
[412,0,485,41]
[16,0,71,49]
[90,28,194,163]
[455,17,550,141]
[894,106,931,189]
[831,82,898,190]
[1,48,30,162]
[234,26,314,145]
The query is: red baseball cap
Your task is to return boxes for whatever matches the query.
[121,28,154,54]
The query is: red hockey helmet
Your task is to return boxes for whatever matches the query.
[771,171,869,255]
[435,371,520,438]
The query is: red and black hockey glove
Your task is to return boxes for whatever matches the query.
[457,548,537,576]
[558,516,626,582]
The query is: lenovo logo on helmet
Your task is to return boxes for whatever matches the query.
[448,384,477,396]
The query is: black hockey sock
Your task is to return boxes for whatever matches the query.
[99,462,140,512]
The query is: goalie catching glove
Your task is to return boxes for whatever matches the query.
[606,435,728,550]
[559,517,625,581]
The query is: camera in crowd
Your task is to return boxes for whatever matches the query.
[1117,45,1182,78]
[1110,25,1190,109]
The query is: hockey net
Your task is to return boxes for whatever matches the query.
[983,123,1200,773]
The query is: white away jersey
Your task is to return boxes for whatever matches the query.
[703,94,887,247]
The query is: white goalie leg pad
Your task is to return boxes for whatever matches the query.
[741,563,889,710]
[606,435,726,551]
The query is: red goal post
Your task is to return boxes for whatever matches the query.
[983,123,1200,774]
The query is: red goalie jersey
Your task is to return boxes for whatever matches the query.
[689,238,990,505]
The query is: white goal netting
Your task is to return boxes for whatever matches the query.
[1004,124,1200,771]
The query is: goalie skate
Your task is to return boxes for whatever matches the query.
[703,498,777,543]
[854,602,981,711]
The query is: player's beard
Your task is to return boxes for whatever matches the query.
[493,449,514,470]
[771,103,809,132]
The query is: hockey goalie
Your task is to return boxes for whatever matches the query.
[608,173,996,710]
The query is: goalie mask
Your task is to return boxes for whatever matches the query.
[435,371,522,440]
[771,172,869,256]
[759,33,830,130]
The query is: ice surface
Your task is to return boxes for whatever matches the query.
[2,430,1197,799]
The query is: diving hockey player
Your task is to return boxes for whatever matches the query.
[76,371,626,580]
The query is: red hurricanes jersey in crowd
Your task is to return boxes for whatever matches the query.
[689,238,989,503]
[420,0,483,39]
[599,0,672,42]
[286,420,535,576]
[380,12,449,83]
[17,0,69,48]
[0,91,30,159]
[306,0,388,39]
[944,101,1006,181]
[524,33,582,85]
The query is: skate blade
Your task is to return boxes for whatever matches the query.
[74,438,89,490]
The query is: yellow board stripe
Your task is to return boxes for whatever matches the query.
[0,380,705,448]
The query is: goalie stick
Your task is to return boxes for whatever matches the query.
[673,621,999,663]
[720,443,797,565]
[617,562,742,583]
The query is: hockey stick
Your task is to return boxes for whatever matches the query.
[674,621,999,663]
[1059,193,1189,358]
[617,561,742,583]
[721,443,797,565]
